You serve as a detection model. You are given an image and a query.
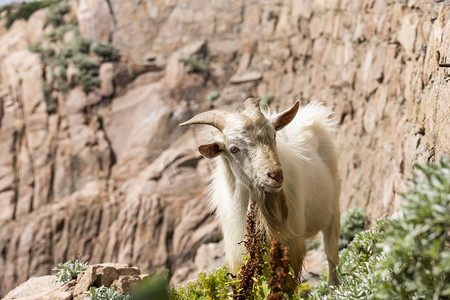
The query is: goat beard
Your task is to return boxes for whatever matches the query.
[255,191,297,241]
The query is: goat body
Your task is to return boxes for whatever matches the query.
[181,99,340,287]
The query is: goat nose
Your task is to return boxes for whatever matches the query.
[267,170,284,183]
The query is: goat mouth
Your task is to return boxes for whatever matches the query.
[258,181,283,193]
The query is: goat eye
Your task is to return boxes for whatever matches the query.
[230,146,240,154]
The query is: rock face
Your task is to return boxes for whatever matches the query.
[3,263,142,300]
[0,0,449,297]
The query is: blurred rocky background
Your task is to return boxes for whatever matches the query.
[0,0,449,297]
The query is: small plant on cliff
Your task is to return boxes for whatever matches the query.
[46,0,70,26]
[85,285,131,300]
[207,90,220,102]
[178,55,206,73]
[53,260,88,284]
[1,0,59,29]
[91,42,121,62]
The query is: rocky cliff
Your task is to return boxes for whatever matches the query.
[0,0,449,296]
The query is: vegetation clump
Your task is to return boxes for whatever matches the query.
[207,90,220,102]
[53,260,88,284]
[0,0,59,29]
[338,207,366,249]
[85,285,131,300]
[179,55,206,73]
[26,0,121,107]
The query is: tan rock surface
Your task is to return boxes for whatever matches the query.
[0,0,449,297]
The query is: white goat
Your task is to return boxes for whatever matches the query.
[180,98,340,287]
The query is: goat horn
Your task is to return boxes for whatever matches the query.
[244,97,261,111]
[179,110,228,131]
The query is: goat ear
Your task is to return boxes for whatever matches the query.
[198,142,224,159]
[271,101,299,131]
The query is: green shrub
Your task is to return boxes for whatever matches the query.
[260,93,274,110]
[46,0,70,26]
[306,239,321,252]
[339,207,366,249]
[85,285,131,300]
[72,53,100,92]
[132,275,169,300]
[375,158,450,299]
[2,0,58,29]
[53,260,88,284]
[207,90,220,102]
[62,35,92,58]
[178,55,206,73]
[91,42,121,62]
[170,265,232,300]
[308,158,450,300]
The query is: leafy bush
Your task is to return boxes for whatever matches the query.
[308,158,450,300]
[85,285,131,300]
[375,158,450,299]
[91,42,121,62]
[53,260,88,284]
[339,207,365,249]
[46,0,70,26]
[170,265,232,300]
[62,35,92,58]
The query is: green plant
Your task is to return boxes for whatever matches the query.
[308,219,388,300]
[2,0,59,29]
[260,93,274,110]
[339,207,366,249]
[62,35,92,58]
[53,260,88,284]
[307,158,450,300]
[85,285,131,300]
[96,114,104,125]
[178,55,206,73]
[132,275,169,300]
[207,90,220,102]
[375,158,450,300]
[306,239,321,252]
[72,53,100,92]
[91,42,121,62]
[170,266,233,300]
[46,0,70,26]
[266,10,276,21]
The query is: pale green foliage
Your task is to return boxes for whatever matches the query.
[339,207,366,249]
[85,285,131,300]
[260,93,273,110]
[308,158,450,300]
[375,158,450,300]
[53,260,88,284]
[207,90,220,102]
[91,42,121,62]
